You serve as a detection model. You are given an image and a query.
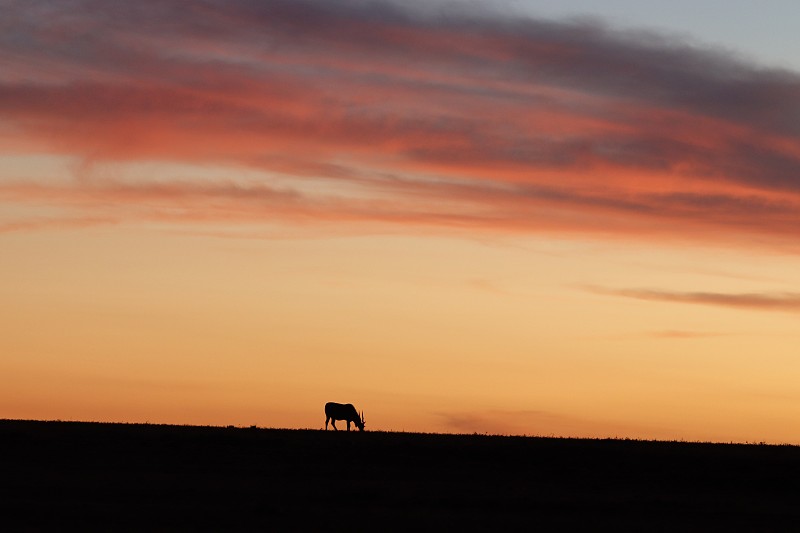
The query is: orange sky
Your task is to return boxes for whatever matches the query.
[2,0,800,443]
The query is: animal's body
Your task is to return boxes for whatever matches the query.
[324,402,365,431]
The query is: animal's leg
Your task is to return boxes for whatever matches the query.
[347,421,351,431]
[331,420,338,431]
[325,416,330,430]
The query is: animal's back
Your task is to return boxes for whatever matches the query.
[325,402,354,417]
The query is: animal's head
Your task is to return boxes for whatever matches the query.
[356,410,366,432]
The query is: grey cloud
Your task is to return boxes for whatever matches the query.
[587,286,800,313]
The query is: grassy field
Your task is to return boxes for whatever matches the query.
[1,419,799,530]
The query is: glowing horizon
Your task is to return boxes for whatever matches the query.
[2,0,800,443]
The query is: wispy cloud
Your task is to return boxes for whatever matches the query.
[436,409,658,437]
[0,215,117,234]
[3,0,800,245]
[587,286,800,313]
[647,330,726,339]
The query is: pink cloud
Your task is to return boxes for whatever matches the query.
[2,0,800,246]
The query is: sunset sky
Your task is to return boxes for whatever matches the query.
[2,0,800,443]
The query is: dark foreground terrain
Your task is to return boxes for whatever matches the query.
[1,420,799,531]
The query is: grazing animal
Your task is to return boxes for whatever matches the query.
[324,402,365,432]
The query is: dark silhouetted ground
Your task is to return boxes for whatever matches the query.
[1,420,799,530]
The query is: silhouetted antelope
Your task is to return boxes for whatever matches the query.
[324,402,365,432]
